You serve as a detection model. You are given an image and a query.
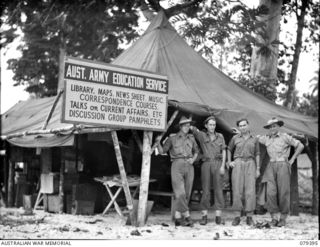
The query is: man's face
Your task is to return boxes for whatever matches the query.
[238,120,249,134]
[180,123,190,134]
[205,119,216,133]
[268,123,280,135]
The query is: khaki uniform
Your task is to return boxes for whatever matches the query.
[162,132,199,213]
[192,128,226,211]
[228,134,260,212]
[258,132,301,214]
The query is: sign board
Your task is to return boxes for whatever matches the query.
[61,57,168,131]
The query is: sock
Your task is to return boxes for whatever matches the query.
[216,210,221,217]
[280,214,287,220]
[175,211,182,219]
[183,211,190,218]
[246,211,253,217]
[271,213,279,220]
[201,210,208,216]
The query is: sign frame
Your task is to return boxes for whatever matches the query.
[61,56,169,132]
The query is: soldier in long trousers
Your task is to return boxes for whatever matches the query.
[257,117,304,227]
[227,118,260,226]
[157,116,199,227]
[190,116,226,225]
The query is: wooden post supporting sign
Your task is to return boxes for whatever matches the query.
[111,130,136,226]
[137,131,153,226]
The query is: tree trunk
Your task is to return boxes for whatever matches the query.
[250,0,283,100]
[283,0,308,109]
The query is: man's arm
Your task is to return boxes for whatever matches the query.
[255,138,261,178]
[220,149,226,175]
[189,125,205,143]
[156,136,171,155]
[289,141,304,166]
[226,136,235,169]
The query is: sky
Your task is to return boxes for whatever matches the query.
[0,1,319,113]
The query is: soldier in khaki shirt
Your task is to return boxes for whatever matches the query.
[157,116,199,227]
[257,118,304,227]
[227,118,260,226]
[190,116,226,225]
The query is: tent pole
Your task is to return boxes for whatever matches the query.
[137,131,153,226]
[3,141,9,205]
[8,160,14,207]
[307,141,319,215]
[151,109,179,153]
[290,158,299,215]
[59,148,65,213]
[41,89,64,130]
[131,130,143,153]
[110,130,136,225]
[312,142,319,215]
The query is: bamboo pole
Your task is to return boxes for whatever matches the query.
[137,131,153,226]
[131,130,143,153]
[1,126,117,140]
[110,131,136,225]
[1,126,76,140]
[151,110,179,154]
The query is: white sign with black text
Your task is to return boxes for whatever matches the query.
[61,57,168,131]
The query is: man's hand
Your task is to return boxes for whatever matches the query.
[187,158,194,165]
[288,159,295,167]
[155,135,162,143]
[255,170,260,179]
[228,161,235,168]
[220,166,225,175]
[232,128,240,135]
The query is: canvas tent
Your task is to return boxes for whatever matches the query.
[2,10,317,143]
[1,10,318,218]
[112,11,318,140]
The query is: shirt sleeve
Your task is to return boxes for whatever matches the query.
[283,133,300,148]
[162,137,172,153]
[254,137,260,156]
[191,127,205,143]
[257,135,267,145]
[228,136,236,152]
[191,136,200,154]
[220,134,227,149]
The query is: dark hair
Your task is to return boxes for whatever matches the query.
[236,118,249,127]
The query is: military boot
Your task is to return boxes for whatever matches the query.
[215,216,222,225]
[232,216,240,226]
[183,217,194,227]
[200,215,207,225]
[246,216,254,226]
[175,218,184,226]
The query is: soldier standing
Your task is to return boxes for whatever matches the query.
[157,116,199,227]
[190,116,226,225]
[258,117,304,227]
[227,118,260,226]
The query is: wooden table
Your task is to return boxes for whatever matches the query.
[94,175,156,216]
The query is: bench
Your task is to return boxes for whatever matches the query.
[131,189,175,220]
[148,190,175,220]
